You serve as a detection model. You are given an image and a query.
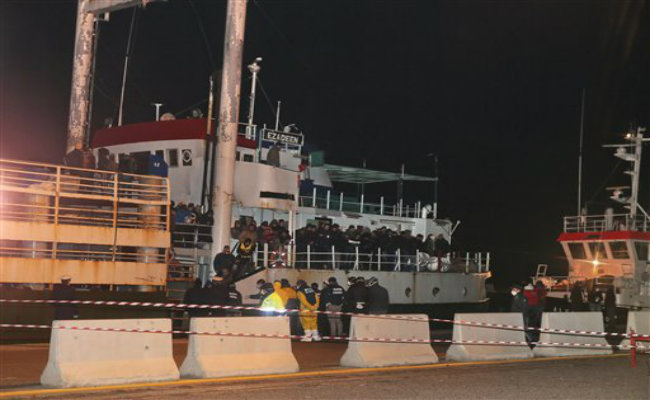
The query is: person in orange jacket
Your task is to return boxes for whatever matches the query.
[297,279,320,341]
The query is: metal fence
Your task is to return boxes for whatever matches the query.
[299,190,426,218]
[563,213,650,233]
[0,158,170,231]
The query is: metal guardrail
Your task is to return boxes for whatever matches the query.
[172,223,212,248]
[563,213,650,233]
[298,192,425,218]
[0,158,170,231]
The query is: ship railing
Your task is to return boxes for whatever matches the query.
[0,158,170,231]
[172,223,213,248]
[250,244,490,273]
[0,245,166,263]
[299,190,426,218]
[563,213,650,233]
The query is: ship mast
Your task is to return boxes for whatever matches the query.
[605,126,649,229]
[65,0,160,152]
[211,0,248,255]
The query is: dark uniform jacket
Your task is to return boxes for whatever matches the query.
[366,284,389,314]
[346,283,368,313]
[322,284,345,306]
[51,283,78,320]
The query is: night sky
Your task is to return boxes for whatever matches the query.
[1,0,648,286]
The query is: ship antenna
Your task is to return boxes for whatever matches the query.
[246,57,262,138]
[117,7,138,126]
[577,88,585,215]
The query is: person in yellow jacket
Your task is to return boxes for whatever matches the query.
[296,279,321,341]
[273,280,289,306]
[260,283,285,315]
[280,279,302,335]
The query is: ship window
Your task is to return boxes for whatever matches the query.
[609,241,629,259]
[155,150,164,159]
[588,242,607,260]
[236,151,241,161]
[635,242,649,261]
[243,154,254,162]
[167,149,178,167]
[568,243,587,260]
[182,149,192,166]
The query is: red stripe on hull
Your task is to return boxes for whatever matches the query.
[557,231,650,242]
[91,119,258,149]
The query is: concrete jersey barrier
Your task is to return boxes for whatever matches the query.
[533,312,612,357]
[180,316,299,378]
[41,319,179,388]
[621,311,650,348]
[446,313,533,362]
[340,314,438,368]
[615,310,649,350]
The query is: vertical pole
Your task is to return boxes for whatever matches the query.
[326,190,330,210]
[66,0,95,152]
[274,100,281,130]
[415,249,420,272]
[331,245,336,270]
[201,75,215,210]
[577,88,585,215]
[433,155,438,219]
[355,246,360,270]
[263,242,269,267]
[85,16,100,145]
[339,192,343,211]
[396,248,401,271]
[211,0,247,260]
[380,196,384,215]
[360,194,364,213]
[312,187,317,207]
[307,244,311,269]
[117,8,137,127]
[629,129,643,224]
[377,248,381,271]
[246,58,261,139]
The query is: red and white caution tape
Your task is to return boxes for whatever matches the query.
[1,323,648,351]
[1,298,647,340]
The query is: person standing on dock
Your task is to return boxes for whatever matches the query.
[321,277,346,337]
[366,277,389,315]
[51,276,78,320]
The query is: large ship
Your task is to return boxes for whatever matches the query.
[536,127,649,317]
[0,2,492,339]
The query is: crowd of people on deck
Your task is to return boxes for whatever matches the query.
[63,144,168,177]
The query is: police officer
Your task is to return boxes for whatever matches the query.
[51,275,78,320]
[297,279,321,342]
[321,277,346,337]
[346,276,368,314]
[365,277,389,315]
[183,278,204,317]
[206,275,229,317]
